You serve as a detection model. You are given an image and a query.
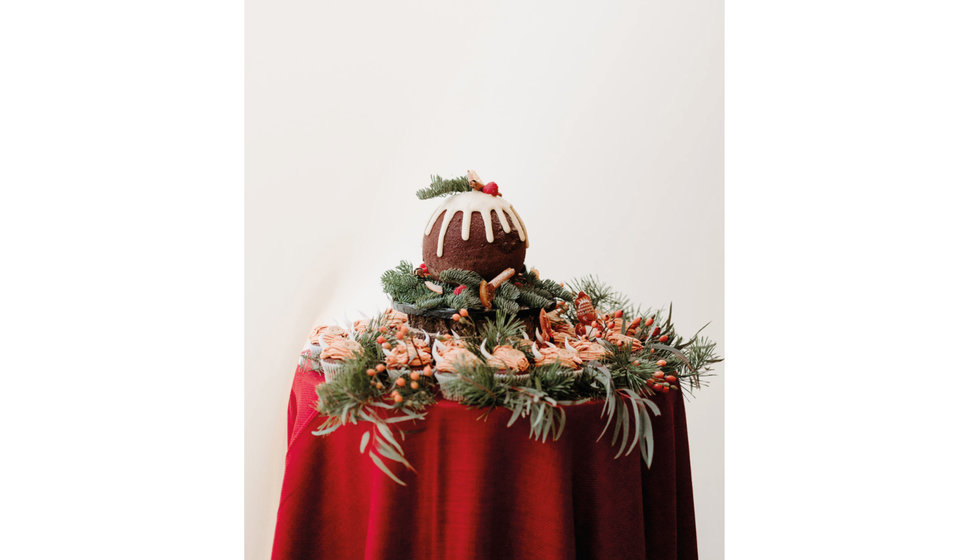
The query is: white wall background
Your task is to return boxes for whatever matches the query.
[246,1,723,558]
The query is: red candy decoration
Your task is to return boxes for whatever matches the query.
[482,182,500,196]
[453,285,465,295]
[575,291,597,324]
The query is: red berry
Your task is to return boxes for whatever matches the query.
[395,377,406,387]
[410,371,421,381]
[482,182,499,196]
[366,368,377,377]
[459,308,469,318]
[376,336,386,344]
[423,365,433,377]
[395,331,405,340]
[658,335,669,343]
[452,313,461,321]
[614,310,623,318]
[657,359,667,367]
[653,383,663,391]
[666,375,677,383]
[376,364,386,373]
[410,381,419,390]
[652,327,661,337]
[645,318,654,327]
[653,371,665,379]
[392,392,403,403]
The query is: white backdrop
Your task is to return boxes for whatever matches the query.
[246,1,723,557]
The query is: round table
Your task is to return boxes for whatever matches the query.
[272,365,699,559]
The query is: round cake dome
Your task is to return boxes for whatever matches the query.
[422,190,529,280]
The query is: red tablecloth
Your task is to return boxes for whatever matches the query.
[272,365,698,560]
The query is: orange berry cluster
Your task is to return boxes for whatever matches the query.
[385,365,434,404]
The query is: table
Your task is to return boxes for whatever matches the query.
[272,365,699,559]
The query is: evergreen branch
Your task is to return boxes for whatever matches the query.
[492,296,520,314]
[517,289,553,309]
[417,295,448,309]
[534,277,574,301]
[568,275,630,312]
[416,174,471,200]
[439,269,483,287]
[446,289,482,310]
[496,281,520,300]
[476,311,525,349]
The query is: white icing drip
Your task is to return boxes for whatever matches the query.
[495,208,511,234]
[422,191,529,257]
[503,205,527,245]
[461,209,472,241]
[478,208,492,242]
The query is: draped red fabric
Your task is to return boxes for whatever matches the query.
[271,365,699,560]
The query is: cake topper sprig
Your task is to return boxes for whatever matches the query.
[415,170,500,200]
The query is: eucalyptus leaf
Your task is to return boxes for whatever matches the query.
[376,439,417,473]
[374,421,404,456]
[614,401,630,459]
[555,409,567,440]
[640,405,654,467]
[368,451,406,486]
[507,405,523,428]
[626,394,642,456]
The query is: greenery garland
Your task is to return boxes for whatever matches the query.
[381,261,574,312]
[308,274,721,485]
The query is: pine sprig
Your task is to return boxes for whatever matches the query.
[476,311,526,350]
[601,341,660,394]
[446,288,482,310]
[381,261,428,303]
[443,360,508,409]
[416,174,471,200]
[516,288,553,309]
[568,275,630,312]
[439,269,483,287]
[527,269,574,301]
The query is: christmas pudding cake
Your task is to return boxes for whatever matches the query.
[301,170,721,484]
